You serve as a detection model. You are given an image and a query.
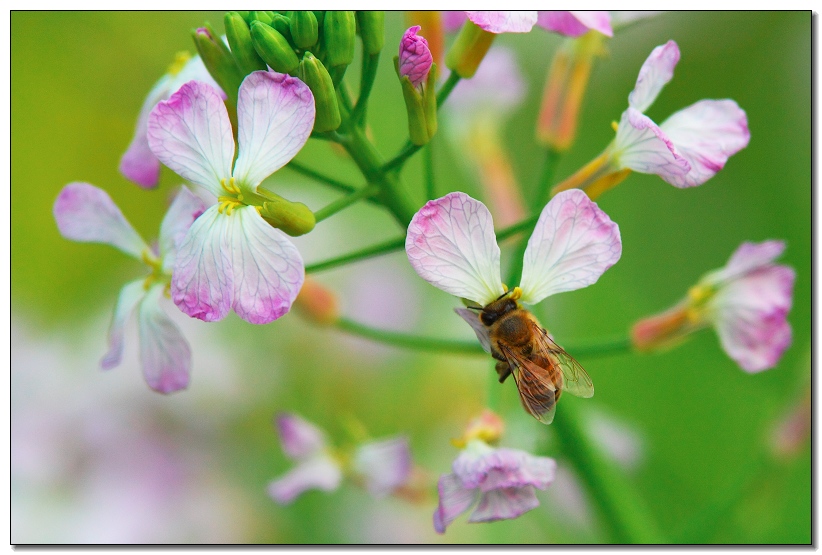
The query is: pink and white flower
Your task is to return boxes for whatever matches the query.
[53,183,207,393]
[268,413,412,504]
[443,11,612,37]
[433,439,557,533]
[632,240,795,373]
[406,189,621,310]
[120,53,224,189]
[147,71,314,324]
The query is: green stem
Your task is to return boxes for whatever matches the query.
[313,185,379,223]
[424,141,436,201]
[552,402,666,543]
[286,161,358,194]
[335,318,486,354]
[351,52,380,126]
[436,71,461,106]
[305,237,405,274]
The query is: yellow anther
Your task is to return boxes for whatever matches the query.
[510,286,523,301]
[140,249,161,270]
[167,51,192,76]
[611,120,619,132]
[220,177,241,195]
[217,196,242,215]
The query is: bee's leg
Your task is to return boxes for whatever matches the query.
[495,361,512,383]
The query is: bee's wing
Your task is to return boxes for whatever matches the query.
[500,345,557,425]
[530,321,594,398]
[454,307,492,354]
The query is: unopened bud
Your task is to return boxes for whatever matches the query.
[298,52,341,133]
[294,276,340,325]
[406,11,444,66]
[631,302,694,352]
[269,13,293,43]
[321,11,356,70]
[453,409,505,448]
[395,53,438,146]
[289,11,319,49]
[258,193,316,236]
[192,24,243,105]
[445,19,496,78]
[225,12,268,76]
[399,26,433,90]
[250,21,300,74]
[356,11,385,56]
[248,10,273,26]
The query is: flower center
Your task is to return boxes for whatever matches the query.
[686,283,716,324]
[218,177,245,215]
[140,249,168,291]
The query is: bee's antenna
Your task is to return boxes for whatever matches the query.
[466,305,482,312]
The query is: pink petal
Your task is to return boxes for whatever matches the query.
[171,205,234,322]
[228,207,304,325]
[628,41,680,113]
[54,182,148,259]
[232,71,315,191]
[614,107,691,181]
[147,81,234,198]
[465,11,537,33]
[718,240,786,282]
[714,265,795,372]
[267,456,342,504]
[468,487,540,523]
[406,192,505,306]
[454,444,556,491]
[536,11,612,38]
[433,473,479,534]
[659,99,751,188]
[519,189,622,304]
[100,279,146,370]
[399,26,433,89]
[442,11,468,32]
[454,307,492,354]
[353,437,412,498]
[276,413,327,460]
[137,283,191,393]
[159,187,208,272]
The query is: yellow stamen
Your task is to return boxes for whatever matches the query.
[611,120,619,132]
[509,286,523,301]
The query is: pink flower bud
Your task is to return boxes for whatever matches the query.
[399,25,433,89]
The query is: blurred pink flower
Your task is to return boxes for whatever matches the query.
[443,11,612,37]
[536,11,612,37]
[399,25,433,89]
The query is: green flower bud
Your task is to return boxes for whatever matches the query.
[192,23,243,105]
[395,57,438,146]
[259,195,316,237]
[298,52,341,133]
[312,11,325,28]
[289,11,319,50]
[225,12,267,76]
[248,10,272,26]
[445,19,496,78]
[321,11,356,69]
[250,21,300,74]
[356,11,384,56]
[269,13,293,43]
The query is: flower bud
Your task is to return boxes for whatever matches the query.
[536,32,607,151]
[192,24,243,105]
[453,409,505,448]
[396,57,438,146]
[631,302,693,352]
[321,11,356,70]
[294,276,340,326]
[298,52,341,133]
[289,11,319,49]
[250,21,300,74]
[248,10,272,26]
[258,193,316,237]
[356,11,385,56]
[269,13,293,43]
[445,19,496,78]
[224,12,267,76]
[406,11,443,65]
[399,25,433,90]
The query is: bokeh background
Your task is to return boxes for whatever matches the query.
[11,11,810,544]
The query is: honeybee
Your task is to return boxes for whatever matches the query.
[456,287,593,424]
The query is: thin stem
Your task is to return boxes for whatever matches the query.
[335,318,486,354]
[436,71,461,106]
[310,130,347,143]
[313,185,379,223]
[423,141,436,200]
[305,237,405,274]
[351,52,380,126]
[286,161,358,194]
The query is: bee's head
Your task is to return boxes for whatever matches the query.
[479,287,522,326]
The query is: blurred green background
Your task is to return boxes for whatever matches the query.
[11,11,810,544]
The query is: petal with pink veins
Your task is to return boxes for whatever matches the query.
[433,473,479,534]
[54,182,148,258]
[276,413,328,460]
[147,81,234,198]
[267,455,342,504]
[100,279,147,370]
[537,11,612,37]
[232,71,315,191]
[715,240,785,283]
[520,190,621,304]
[659,99,751,188]
[468,487,540,522]
[137,283,191,393]
[406,192,505,306]
[119,75,173,188]
[159,187,208,272]
[228,207,304,324]
[628,41,680,113]
[465,11,537,33]
[614,108,691,181]
[171,205,234,322]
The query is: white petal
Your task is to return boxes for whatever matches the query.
[275,413,328,460]
[54,183,148,259]
[659,99,751,188]
[468,487,540,523]
[433,473,479,534]
[628,41,680,113]
[406,192,505,306]
[100,279,146,370]
[454,307,492,353]
[171,205,234,322]
[137,283,191,393]
[119,74,173,188]
[712,240,786,284]
[353,437,412,498]
[465,11,537,33]
[614,108,691,179]
[147,80,234,198]
[228,207,304,324]
[520,190,622,304]
[267,455,342,504]
[159,187,209,272]
[232,71,315,190]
